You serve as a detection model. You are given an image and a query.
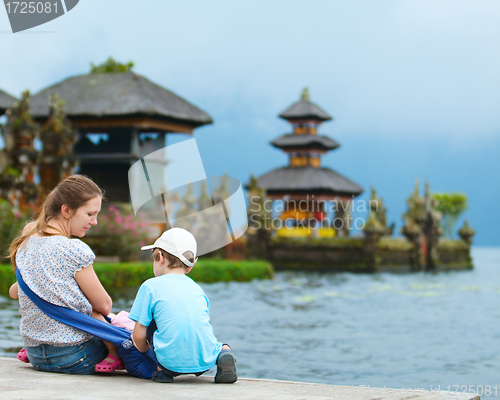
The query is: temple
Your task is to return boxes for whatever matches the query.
[29,68,212,202]
[249,88,363,237]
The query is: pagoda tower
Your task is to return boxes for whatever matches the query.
[251,88,363,237]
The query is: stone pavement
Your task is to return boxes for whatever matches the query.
[0,357,479,400]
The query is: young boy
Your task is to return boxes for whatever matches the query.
[129,228,237,384]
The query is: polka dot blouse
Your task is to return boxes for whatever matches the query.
[17,235,96,347]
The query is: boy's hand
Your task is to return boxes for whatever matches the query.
[130,333,139,349]
[131,322,151,353]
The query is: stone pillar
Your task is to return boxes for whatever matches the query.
[421,183,443,271]
[245,176,271,259]
[362,211,385,271]
[401,218,422,271]
[334,200,351,237]
[458,219,475,245]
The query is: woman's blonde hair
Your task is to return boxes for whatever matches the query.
[9,175,104,269]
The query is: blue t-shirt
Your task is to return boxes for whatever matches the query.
[129,274,222,373]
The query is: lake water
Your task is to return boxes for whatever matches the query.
[1,247,499,398]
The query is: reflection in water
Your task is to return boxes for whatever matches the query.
[1,248,499,397]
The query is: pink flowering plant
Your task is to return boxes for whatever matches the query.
[0,199,31,259]
[84,202,155,261]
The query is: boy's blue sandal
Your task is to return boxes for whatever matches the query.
[214,350,237,383]
[152,370,174,383]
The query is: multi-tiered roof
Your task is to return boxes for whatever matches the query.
[253,89,363,200]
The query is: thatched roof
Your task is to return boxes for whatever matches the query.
[279,100,332,121]
[249,166,363,197]
[30,72,212,127]
[0,89,17,115]
[271,134,339,151]
[279,93,332,121]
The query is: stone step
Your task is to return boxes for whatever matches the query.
[0,357,479,400]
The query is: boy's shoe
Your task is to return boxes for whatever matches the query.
[152,370,174,383]
[214,350,237,383]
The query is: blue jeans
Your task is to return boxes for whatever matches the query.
[26,337,108,375]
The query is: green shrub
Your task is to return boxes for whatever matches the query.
[437,239,469,250]
[0,259,273,297]
[0,264,17,295]
[377,237,413,251]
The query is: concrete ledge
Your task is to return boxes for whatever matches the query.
[0,357,479,400]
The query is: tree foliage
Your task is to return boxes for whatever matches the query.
[90,57,134,74]
[432,192,467,238]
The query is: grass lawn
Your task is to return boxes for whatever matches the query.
[0,259,274,297]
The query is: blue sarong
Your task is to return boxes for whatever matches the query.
[16,269,158,379]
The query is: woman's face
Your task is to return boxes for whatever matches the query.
[68,196,102,237]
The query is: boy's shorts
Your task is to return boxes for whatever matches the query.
[147,319,208,378]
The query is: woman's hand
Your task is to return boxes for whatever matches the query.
[75,265,112,315]
[9,282,18,299]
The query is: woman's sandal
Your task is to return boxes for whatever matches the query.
[16,348,29,363]
[95,355,125,372]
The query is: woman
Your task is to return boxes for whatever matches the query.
[9,175,122,374]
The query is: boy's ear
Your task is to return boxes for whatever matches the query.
[159,252,172,267]
[185,266,193,274]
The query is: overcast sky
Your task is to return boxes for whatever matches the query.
[1,1,499,245]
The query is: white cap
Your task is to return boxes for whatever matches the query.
[141,228,198,267]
